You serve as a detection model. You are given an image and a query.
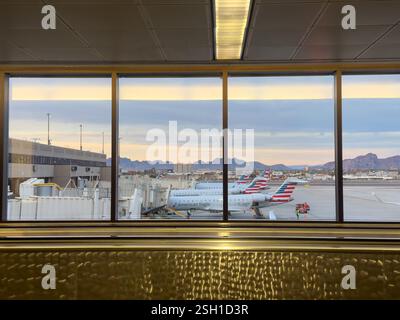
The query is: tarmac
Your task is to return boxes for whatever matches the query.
[148,185,400,222]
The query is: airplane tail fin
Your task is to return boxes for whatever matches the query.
[243,177,268,194]
[236,174,251,184]
[237,170,271,186]
[271,179,298,202]
[260,169,271,180]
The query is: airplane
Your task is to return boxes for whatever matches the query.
[167,177,306,217]
[194,170,271,190]
[170,172,270,197]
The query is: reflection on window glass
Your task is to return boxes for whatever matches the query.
[228,76,335,221]
[8,78,112,220]
[343,75,400,221]
[118,77,222,220]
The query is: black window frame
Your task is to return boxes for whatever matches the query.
[0,66,399,226]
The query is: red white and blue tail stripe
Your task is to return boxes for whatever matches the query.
[236,174,251,184]
[271,180,297,202]
[261,170,271,180]
[237,170,270,186]
[243,178,268,194]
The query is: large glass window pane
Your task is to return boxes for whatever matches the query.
[343,74,400,221]
[118,77,223,220]
[8,77,111,220]
[228,75,335,221]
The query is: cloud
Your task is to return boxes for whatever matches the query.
[120,78,222,101]
[9,75,400,101]
[119,100,222,128]
[10,100,111,125]
[255,148,334,166]
[343,75,400,99]
[10,78,111,101]
[8,74,400,165]
[343,99,400,131]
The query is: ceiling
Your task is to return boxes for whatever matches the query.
[0,0,399,64]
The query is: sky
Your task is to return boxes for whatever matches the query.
[9,75,400,165]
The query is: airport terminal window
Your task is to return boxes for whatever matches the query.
[2,70,400,225]
[228,75,336,221]
[7,77,112,221]
[118,77,223,220]
[343,74,400,222]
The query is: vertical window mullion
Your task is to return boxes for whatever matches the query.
[334,70,344,223]
[223,72,228,221]
[111,73,119,222]
[0,73,9,222]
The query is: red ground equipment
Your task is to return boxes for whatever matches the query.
[296,202,310,215]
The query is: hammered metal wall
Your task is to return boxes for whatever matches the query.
[1,250,400,299]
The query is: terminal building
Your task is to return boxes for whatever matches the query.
[8,138,109,196]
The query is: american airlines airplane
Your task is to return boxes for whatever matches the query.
[167,177,306,217]
[170,171,270,197]
[194,170,270,190]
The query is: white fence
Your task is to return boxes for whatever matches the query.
[8,197,111,220]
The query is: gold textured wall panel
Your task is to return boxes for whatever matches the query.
[1,249,400,299]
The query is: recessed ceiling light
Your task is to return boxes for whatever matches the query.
[214,0,251,60]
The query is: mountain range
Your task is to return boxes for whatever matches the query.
[108,153,400,172]
[321,153,400,172]
[107,157,293,171]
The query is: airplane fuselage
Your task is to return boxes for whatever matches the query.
[194,182,238,190]
[170,186,251,197]
[168,178,305,214]
[168,193,273,212]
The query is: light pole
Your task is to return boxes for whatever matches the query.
[102,131,104,154]
[46,113,51,145]
[80,124,83,151]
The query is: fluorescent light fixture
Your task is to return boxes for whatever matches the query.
[214,0,251,60]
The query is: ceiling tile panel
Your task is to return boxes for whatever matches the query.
[360,44,400,59]
[245,2,325,60]
[249,3,324,30]
[246,46,298,60]
[317,0,400,27]
[0,3,44,30]
[375,24,400,45]
[304,25,389,46]
[1,25,90,49]
[0,42,37,62]
[250,29,308,46]
[54,3,148,30]
[162,46,211,61]
[26,48,102,61]
[144,4,211,28]
[98,46,164,61]
[155,28,211,47]
[295,44,366,60]
[143,3,212,61]
[71,29,156,49]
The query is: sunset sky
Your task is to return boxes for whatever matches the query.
[9,75,400,165]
